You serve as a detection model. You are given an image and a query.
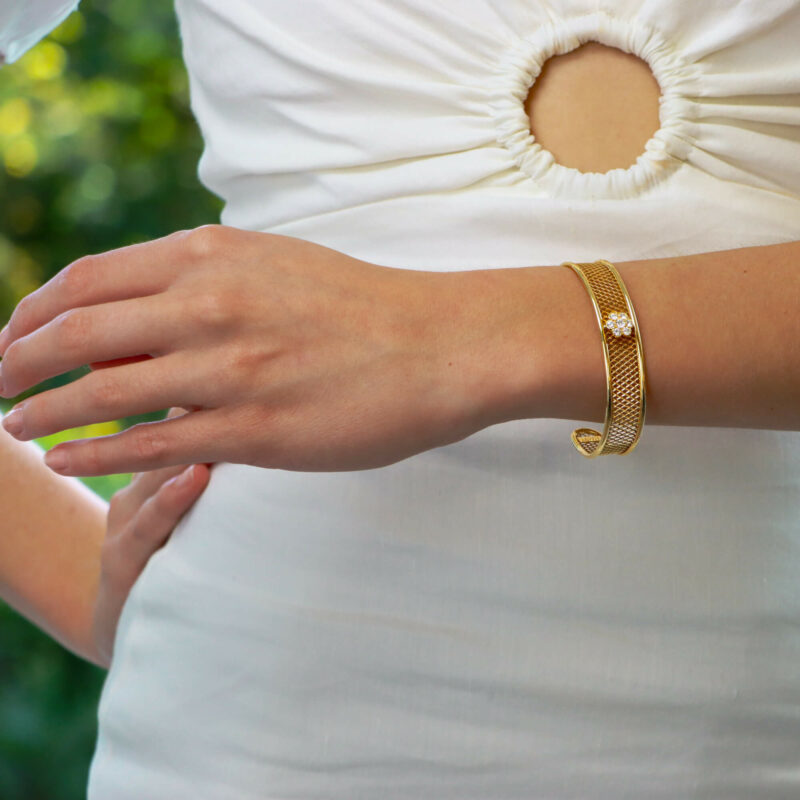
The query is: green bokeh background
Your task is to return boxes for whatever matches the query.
[0,2,222,796]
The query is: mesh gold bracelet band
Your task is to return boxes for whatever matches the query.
[560,259,647,457]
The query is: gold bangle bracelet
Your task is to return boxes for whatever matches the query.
[560,259,647,457]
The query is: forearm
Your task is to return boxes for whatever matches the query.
[459,240,800,431]
[0,418,107,663]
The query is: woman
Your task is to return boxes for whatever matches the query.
[2,1,799,798]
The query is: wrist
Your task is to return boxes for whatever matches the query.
[448,264,608,428]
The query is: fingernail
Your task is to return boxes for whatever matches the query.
[2,407,23,437]
[177,465,195,487]
[0,323,9,353]
[45,448,69,473]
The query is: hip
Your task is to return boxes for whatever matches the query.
[88,418,800,798]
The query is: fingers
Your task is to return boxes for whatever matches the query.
[0,292,182,399]
[3,351,209,441]
[111,408,192,515]
[109,409,216,522]
[93,451,210,668]
[116,455,215,523]
[115,462,210,584]
[110,462,189,525]
[0,231,193,357]
[44,405,229,476]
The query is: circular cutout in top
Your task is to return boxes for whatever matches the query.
[524,42,662,174]
[488,12,699,199]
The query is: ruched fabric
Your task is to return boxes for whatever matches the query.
[168,0,800,268]
[7,2,800,799]
[487,10,699,199]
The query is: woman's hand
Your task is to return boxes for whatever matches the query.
[92,407,211,667]
[0,225,498,476]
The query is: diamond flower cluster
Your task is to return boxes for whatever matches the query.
[605,311,633,337]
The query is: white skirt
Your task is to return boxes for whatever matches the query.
[88,416,800,798]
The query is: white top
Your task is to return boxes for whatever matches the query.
[9,2,800,798]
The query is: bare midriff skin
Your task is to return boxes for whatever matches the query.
[524,42,662,173]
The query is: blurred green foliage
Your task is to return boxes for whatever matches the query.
[0,1,222,796]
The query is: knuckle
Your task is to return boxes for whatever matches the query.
[184,224,224,260]
[107,491,127,520]
[25,397,59,440]
[166,228,192,243]
[127,525,151,552]
[10,293,34,331]
[223,341,261,388]
[5,292,39,345]
[129,495,173,547]
[131,424,169,464]
[79,441,103,476]
[59,257,97,299]
[88,372,125,414]
[190,288,235,329]
[56,308,92,354]
[130,508,159,544]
